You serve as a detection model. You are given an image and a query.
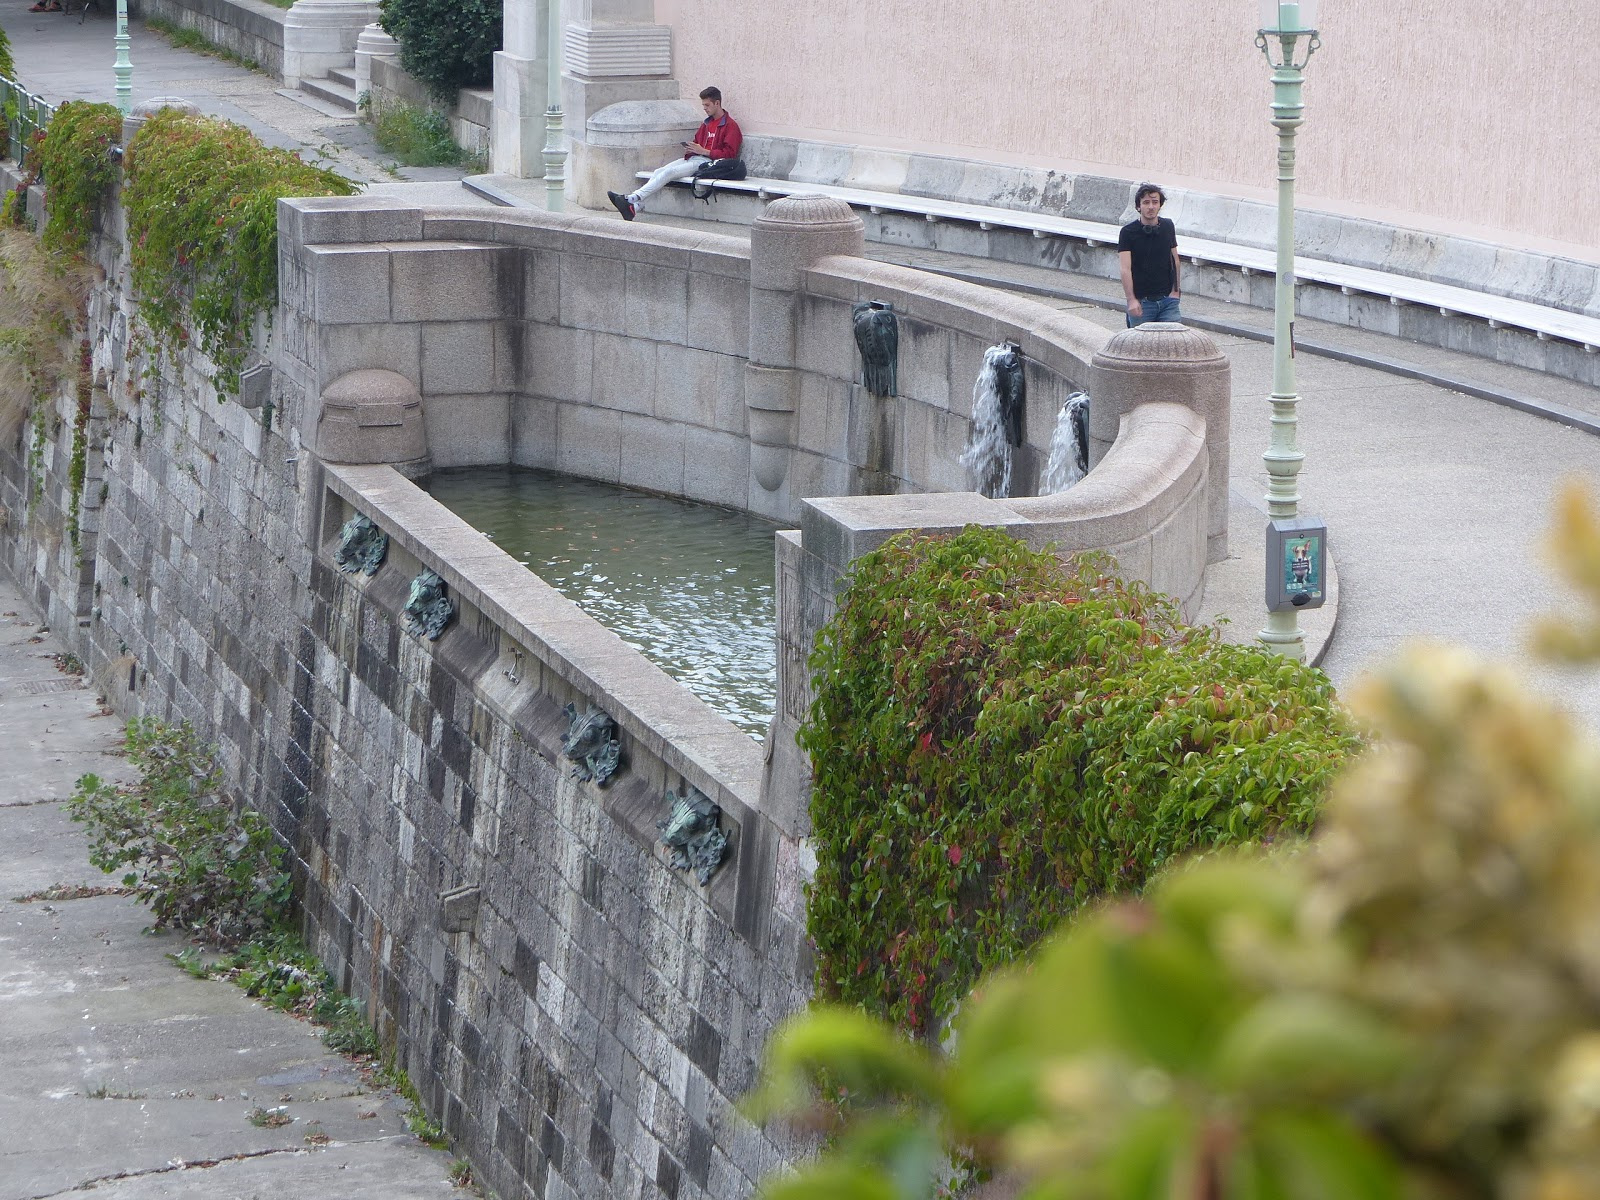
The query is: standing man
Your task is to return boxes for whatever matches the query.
[607,86,742,221]
[1118,184,1182,326]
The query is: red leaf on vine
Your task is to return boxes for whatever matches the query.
[947,845,962,866]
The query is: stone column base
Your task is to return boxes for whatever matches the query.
[282,0,381,88]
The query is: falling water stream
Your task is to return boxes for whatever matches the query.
[1039,391,1090,495]
[961,344,1018,498]
[427,467,778,739]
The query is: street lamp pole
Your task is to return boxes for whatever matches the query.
[1256,0,1320,661]
[114,0,133,116]
[542,0,566,211]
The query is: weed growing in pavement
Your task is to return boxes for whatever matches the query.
[86,1083,146,1099]
[373,1058,448,1149]
[246,1105,292,1128]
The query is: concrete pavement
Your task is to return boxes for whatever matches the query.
[0,579,467,1199]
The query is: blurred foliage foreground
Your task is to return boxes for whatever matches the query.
[750,487,1600,1200]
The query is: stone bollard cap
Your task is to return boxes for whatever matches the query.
[130,97,201,119]
[1095,322,1226,369]
[753,194,861,233]
[315,368,428,467]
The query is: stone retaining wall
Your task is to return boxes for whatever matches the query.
[0,173,1229,1198]
[369,56,492,158]
[131,0,287,77]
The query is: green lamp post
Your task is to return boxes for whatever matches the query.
[1256,0,1322,662]
[114,0,133,116]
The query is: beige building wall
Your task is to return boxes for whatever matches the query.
[652,0,1596,260]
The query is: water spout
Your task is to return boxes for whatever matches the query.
[1039,391,1090,495]
[962,343,1024,499]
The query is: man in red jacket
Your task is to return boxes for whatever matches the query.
[608,86,742,221]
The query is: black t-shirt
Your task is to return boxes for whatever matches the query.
[1118,216,1177,298]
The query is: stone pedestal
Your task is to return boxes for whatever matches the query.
[574,98,699,209]
[1089,322,1231,561]
[121,96,200,146]
[491,51,549,177]
[353,24,398,102]
[282,0,382,88]
[745,195,865,493]
[311,368,431,477]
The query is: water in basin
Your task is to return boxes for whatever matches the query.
[427,467,777,738]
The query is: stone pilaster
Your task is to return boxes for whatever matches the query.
[1089,322,1231,561]
[745,196,864,494]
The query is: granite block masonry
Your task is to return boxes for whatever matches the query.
[0,173,1232,1197]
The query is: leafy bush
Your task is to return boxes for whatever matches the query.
[0,24,16,81]
[32,101,122,255]
[120,110,356,398]
[378,0,500,104]
[371,99,469,167]
[69,718,290,946]
[752,487,1600,1200]
[801,528,1360,1038]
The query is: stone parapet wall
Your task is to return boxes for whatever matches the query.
[131,0,287,77]
[0,183,809,1199]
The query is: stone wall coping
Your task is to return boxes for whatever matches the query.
[283,197,751,279]
[132,0,287,42]
[321,462,766,817]
[807,254,1109,377]
[651,169,1600,346]
[1007,402,1208,547]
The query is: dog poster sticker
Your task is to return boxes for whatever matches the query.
[1284,533,1322,601]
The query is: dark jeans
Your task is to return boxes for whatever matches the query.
[1127,295,1182,327]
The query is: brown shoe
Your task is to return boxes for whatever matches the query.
[606,190,635,221]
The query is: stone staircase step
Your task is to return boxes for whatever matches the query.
[300,74,360,113]
[327,66,358,91]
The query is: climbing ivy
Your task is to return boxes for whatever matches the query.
[121,110,356,399]
[32,101,122,255]
[66,338,91,551]
[800,527,1362,1040]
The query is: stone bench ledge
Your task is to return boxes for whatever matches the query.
[646,171,1600,351]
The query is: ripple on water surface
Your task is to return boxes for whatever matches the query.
[427,467,778,739]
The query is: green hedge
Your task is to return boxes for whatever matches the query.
[33,101,122,255]
[378,0,500,104]
[121,109,355,398]
[801,527,1362,1038]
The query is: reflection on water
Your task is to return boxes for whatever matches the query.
[427,467,777,739]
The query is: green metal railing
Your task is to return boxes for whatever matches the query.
[1,75,54,173]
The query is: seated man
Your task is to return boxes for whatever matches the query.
[608,86,742,221]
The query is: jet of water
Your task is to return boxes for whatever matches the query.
[1039,391,1090,495]
[962,344,1016,499]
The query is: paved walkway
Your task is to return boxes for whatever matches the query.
[0,577,464,1199]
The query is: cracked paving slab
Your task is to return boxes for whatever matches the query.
[0,573,459,1200]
